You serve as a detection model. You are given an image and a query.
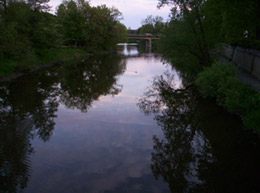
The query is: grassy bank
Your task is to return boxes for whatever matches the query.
[0,48,88,77]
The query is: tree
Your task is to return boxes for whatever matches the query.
[57,0,126,51]
[57,0,87,47]
[0,2,34,63]
[158,0,260,67]
[0,0,58,70]
[27,0,50,11]
[158,0,212,66]
[139,15,165,35]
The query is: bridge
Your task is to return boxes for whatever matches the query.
[127,34,160,52]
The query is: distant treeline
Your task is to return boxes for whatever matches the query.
[0,0,127,72]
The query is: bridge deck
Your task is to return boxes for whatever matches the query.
[127,34,160,39]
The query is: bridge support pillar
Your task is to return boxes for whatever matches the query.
[146,38,152,53]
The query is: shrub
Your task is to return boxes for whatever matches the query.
[194,62,237,99]
[244,109,260,132]
[195,61,260,131]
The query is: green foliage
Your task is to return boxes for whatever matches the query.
[158,0,260,40]
[0,0,126,76]
[157,0,260,67]
[158,20,203,70]
[0,1,59,74]
[0,48,88,76]
[216,0,260,40]
[223,79,258,113]
[244,109,260,132]
[17,49,38,71]
[29,11,59,49]
[35,48,88,65]
[0,59,18,76]
[138,15,165,35]
[157,0,260,131]
[157,0,213,66]
[195,62,238,99]
[0,3,32,59]
[228,38,260,50]
[195,62,260,131]
[115,23,128,43]
[57,0,127,51]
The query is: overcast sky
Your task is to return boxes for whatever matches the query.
[48,0,172,29]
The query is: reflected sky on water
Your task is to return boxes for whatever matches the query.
[0,44,260,193]
[0,44,175,193]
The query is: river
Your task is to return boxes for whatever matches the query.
[0,44,260,193]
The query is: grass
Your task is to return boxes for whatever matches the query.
[35,48,88,65]
[0,48,88,77]
[0,58,18,77]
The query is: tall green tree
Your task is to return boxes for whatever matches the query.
[158,0,260,67]
[57,0,126,51]
[57,0,88,47]
[0,0,58,70]
[158,0,212,66]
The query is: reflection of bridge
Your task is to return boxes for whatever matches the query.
[127,34,160,52]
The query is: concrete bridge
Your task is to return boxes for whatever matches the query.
[127,34,160,52]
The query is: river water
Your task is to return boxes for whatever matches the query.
[0,44,260,193]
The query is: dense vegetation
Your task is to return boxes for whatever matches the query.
[195,62,260,131]
[0,54,126,192]
[155,0,260,131]
[158,0,260,66]
[0,0,127,76]
[56,0,126,51]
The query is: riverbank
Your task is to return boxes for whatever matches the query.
[195,61,260,132]
[0,48,92,83]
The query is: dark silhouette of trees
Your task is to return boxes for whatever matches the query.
[56,0,127,51]
[138,70,260,193]
[59,54,126,111]
[0,53,126,192]
[0,0,127,73]
[158,0,260,66]
[0,69,59,192]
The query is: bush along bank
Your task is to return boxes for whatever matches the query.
[195,62,260,132]
[0,48,90,82]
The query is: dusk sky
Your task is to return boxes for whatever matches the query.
[49,0,172,29]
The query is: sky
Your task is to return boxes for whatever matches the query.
[48,0,172,29]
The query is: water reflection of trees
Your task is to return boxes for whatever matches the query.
[138,72,260,193]
[0,54,126,192]
[59,54,126,112]
[0,72,59,192]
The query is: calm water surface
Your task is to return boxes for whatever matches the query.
[0,44,260,193]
